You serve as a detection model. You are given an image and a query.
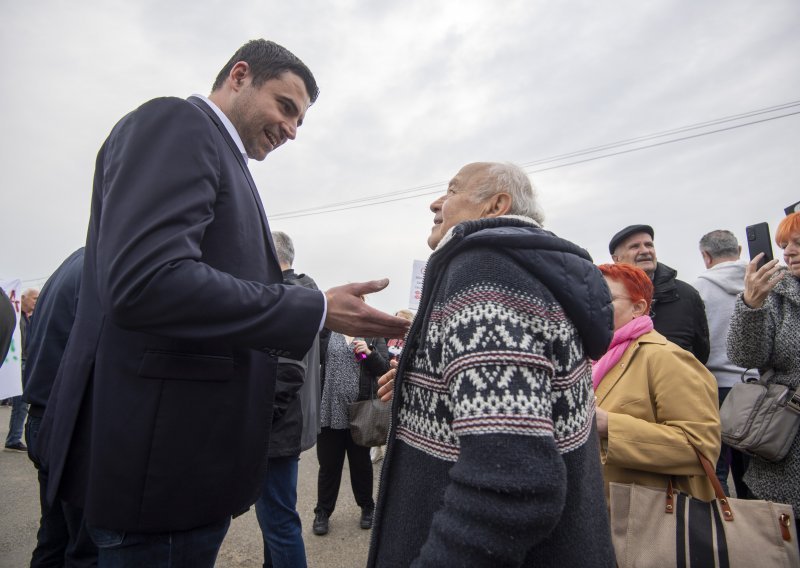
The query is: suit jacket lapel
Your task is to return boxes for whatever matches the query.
[187,96,280,266]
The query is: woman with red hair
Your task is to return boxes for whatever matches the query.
[593,263,721,501]
[727,212,800,533]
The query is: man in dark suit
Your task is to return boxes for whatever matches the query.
[37,39,409,567]
[23,248,97,567]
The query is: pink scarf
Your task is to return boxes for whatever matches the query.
[592,316,654,390]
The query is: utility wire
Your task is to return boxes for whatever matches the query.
[14,102,799,283]
[528,109,800,174]
[519,100,800,167]
[272,104,800,220]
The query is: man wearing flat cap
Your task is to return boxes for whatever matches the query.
[609,224,709,363]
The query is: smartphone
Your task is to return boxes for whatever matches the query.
[745,222,774,270]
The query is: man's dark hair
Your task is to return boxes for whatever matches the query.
[211,39,319,103]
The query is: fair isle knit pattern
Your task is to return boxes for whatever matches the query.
[397,280,594,462]
[368,216,616,568]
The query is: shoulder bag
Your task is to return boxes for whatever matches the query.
[347,344,391,447]
[720,369,800,462]
[610,447,799,568]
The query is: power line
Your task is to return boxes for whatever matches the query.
[528,110,800,174]
[13,102,798,283]
[271,102,800,220]
[519,100,800,168]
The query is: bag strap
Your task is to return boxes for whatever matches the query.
[692,446,735,521]
[741,367,776,385]
[665,478,675,514]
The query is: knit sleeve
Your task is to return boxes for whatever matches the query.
[726,293,776,370]
[411,251,593,566]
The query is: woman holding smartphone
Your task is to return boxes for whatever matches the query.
[727,211,800,542]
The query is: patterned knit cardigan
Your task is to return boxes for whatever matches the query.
[368,217,615,568]
[727,270,800,516]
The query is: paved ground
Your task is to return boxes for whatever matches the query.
[0,406,379,567]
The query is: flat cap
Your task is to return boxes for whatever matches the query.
[609,224,654,255]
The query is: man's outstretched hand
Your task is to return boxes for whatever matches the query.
[324,279,410,339]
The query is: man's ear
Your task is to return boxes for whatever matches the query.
[230,61,250,90]
[483,192,512,218]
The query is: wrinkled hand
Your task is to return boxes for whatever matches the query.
[377,368,396,402]
[596,407,609,437]
[353,340,371,356]
[743,255,782,309]
[324,279,410,338]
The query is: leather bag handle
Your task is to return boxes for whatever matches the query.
[693,446,735,521]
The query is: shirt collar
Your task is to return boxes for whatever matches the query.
[192,93,248,164]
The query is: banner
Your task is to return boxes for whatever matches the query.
[408,260,426,311]
[0,279,23,399]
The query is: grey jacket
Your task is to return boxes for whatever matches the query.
[727,270,800,515]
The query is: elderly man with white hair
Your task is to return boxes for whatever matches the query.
[367,162,616,567]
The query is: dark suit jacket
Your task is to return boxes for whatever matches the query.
[39,96,324,532]
[0,288,15,365]
[23,248,84,411]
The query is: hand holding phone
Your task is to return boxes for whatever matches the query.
[353,338,369,360]
[746,222,774,270]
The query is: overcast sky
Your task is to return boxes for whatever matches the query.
[2,0,798,315]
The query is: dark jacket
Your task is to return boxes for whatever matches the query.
[651,262,710,363]
[37,97,324,533]
[23,248,84,414]
[369,217,615,568]
[0,288,15,366]
[357,338,390,401]
[269,269,323,458]
[20,312,30,371]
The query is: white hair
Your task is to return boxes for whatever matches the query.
[271,231,295,266]
[472,162,545,225]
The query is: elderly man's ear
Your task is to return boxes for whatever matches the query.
[481,192,512,218]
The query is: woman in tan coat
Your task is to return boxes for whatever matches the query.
[594,263,721,501]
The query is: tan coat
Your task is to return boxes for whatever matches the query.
[596,330,721,501]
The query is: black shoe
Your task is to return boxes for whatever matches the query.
[313,510,329,536]
[4,442,27,453]
[360,506,374,530]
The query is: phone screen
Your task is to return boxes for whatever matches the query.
[746,222,774,270]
